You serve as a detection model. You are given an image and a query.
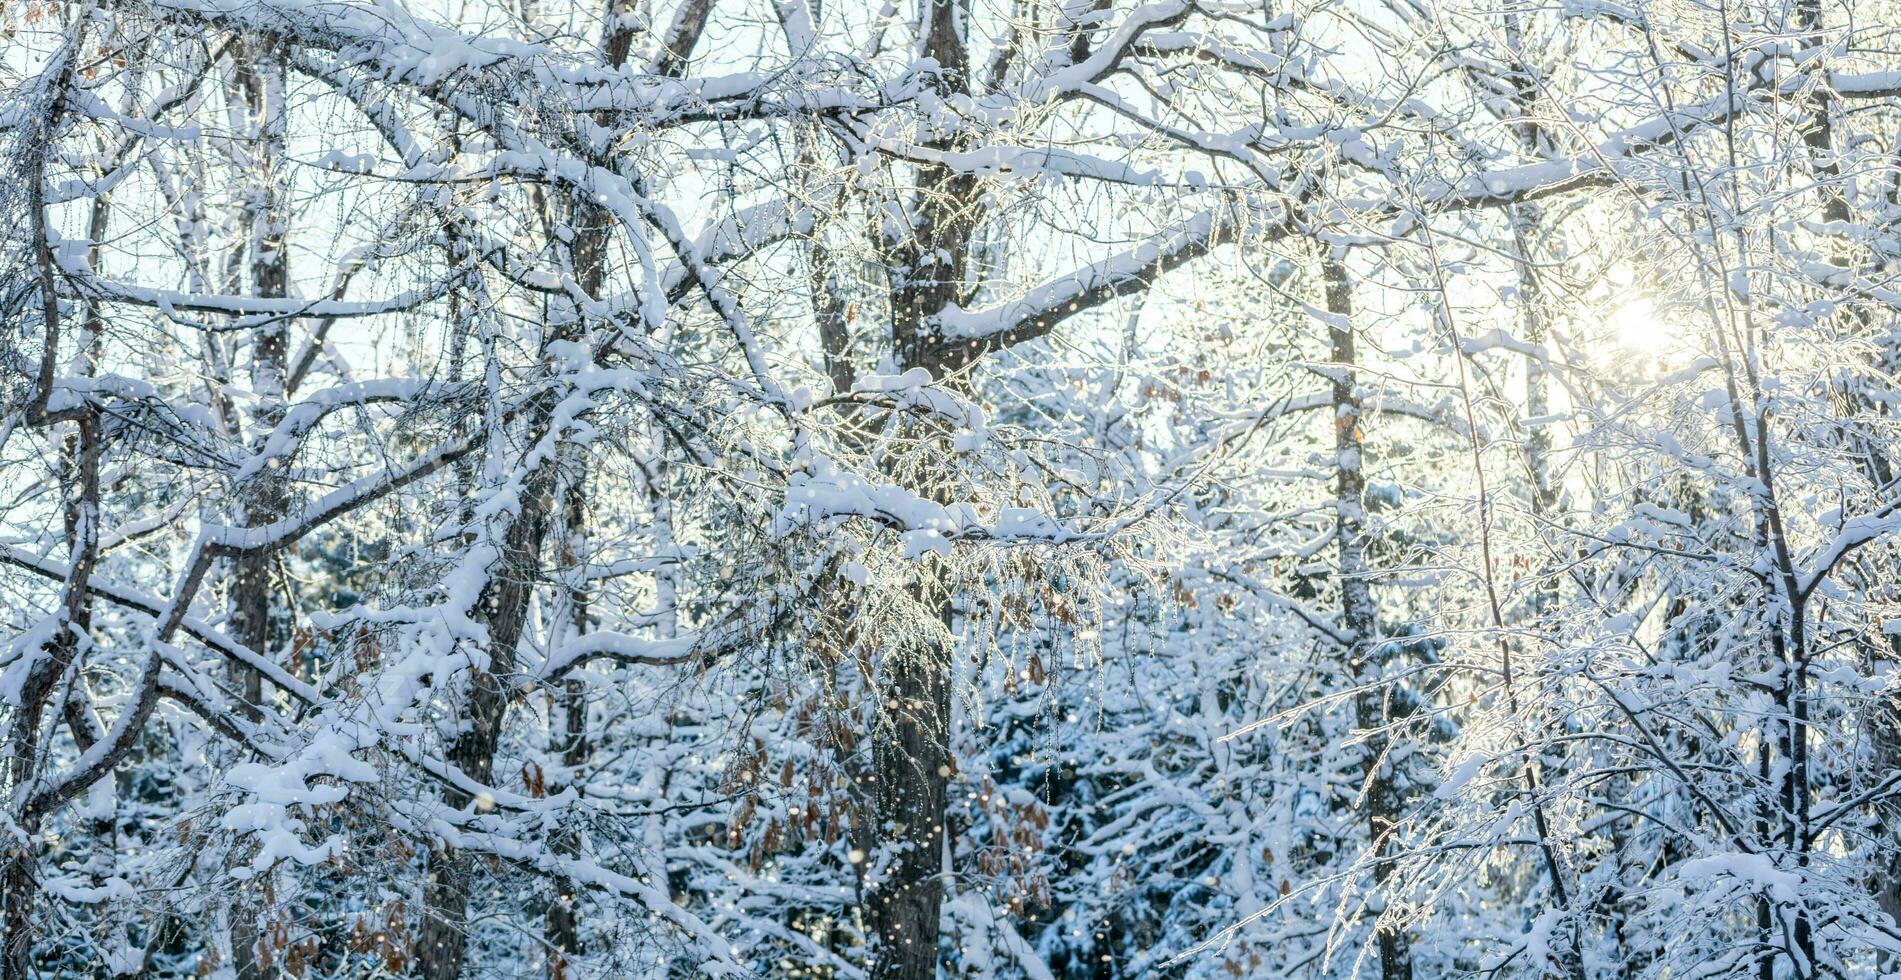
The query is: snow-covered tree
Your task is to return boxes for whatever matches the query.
[7,0,1901,978]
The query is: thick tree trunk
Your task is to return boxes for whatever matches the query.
[418,850,474,980]
[862,3,974,976]
[0,851,40,980]
[866,597,953,980]
[416,484,552,979]
[866,338,963,978]
[228,43,291,980]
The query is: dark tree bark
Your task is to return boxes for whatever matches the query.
[4,43,97,972]
[415,479,552,980]
[1323,256,1412,980]
[863,4,977,975]
[0,408,100,980]
[227,42,292,980]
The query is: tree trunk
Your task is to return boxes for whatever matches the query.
[5,61,101,973]
[862,3,974,975]
[0,849,40,980]
[1323,256,1412,980]
[541,146,594,980]
[0,407,97,975]
[416,481,552,979]
[866,593,953,980]
[228,43,291,980]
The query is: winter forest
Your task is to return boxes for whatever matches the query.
[9,0,1901,978]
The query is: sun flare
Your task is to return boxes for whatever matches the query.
[1608,298,1670,353]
